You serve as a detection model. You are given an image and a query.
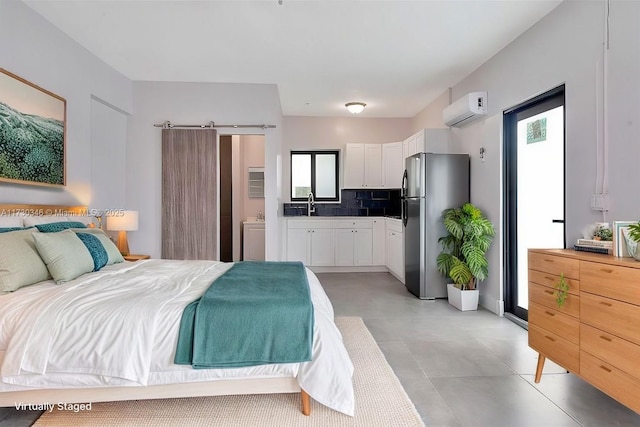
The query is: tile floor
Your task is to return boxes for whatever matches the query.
[2,271,640,426]
[319,272,640,427]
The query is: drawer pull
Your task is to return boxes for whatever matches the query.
[600,365,612,373]
[543,259,554,263]
[599,301,613,307]
[544,311,556,317]
[544,290,554,295]
[600,268,613,274]
[544,335,556,342]
[599,335,612,342]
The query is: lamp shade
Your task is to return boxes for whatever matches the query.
[106,210,139,231]
[345,102,366,114]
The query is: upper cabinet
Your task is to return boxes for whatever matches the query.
[403,129,451,159]
[344,142,402,189]
[382,142,403,188]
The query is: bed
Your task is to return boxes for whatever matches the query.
[0,204,354,416]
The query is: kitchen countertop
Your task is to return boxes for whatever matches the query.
[285,216,401,221]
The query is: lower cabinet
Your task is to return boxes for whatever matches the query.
[385,219,404,283]
[286,221,334,267]
[334,220,373,267]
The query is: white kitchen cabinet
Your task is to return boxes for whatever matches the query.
[382,142,403,188]
[286,220,334,267]
[372,218,385,266]
[364,144,382,187]
[344,143,382,188]
[385,219,404,283]
[344,144,365,188]
[403,129,451,159]
[333,219,372,266]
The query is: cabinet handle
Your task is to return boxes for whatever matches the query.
[544,290,554,295]
[599,335,612,342]
[544,311,556,317]
[599,365,612,373]
[544,276,555,281]
[544,335,556,342]
[600,268,613,274]
[543,258,554,263]
[599,301,613,307]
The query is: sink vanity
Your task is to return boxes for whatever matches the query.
[242,219,265,261]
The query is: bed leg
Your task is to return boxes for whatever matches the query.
[301,389,311,416]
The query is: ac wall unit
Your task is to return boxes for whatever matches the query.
[443,91,487,128]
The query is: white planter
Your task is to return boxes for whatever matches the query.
[447,284,479,311]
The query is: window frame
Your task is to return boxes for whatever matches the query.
[290,150,340,202]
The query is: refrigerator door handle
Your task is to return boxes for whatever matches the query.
[401,169,408,199]
[402,199,408,227]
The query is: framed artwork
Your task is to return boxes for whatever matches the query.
[612,221,636,257]
[0,68,66,186]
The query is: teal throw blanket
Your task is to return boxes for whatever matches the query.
[174,261,314,368]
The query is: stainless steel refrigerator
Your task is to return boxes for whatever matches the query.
[401,153,470,299]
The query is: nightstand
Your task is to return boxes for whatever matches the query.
[124,254,150,262]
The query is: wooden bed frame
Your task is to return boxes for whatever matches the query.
[0,204,311,415]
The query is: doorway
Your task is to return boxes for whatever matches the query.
[504,85,566,322]
[218,134,265,262]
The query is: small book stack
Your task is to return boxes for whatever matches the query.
[574,239,613,255]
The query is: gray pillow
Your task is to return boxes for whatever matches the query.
[0,229,51,293]
[33,230,95,284]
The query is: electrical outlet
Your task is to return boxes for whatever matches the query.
[591,194,608,211]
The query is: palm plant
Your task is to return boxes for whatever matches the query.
[436,203,495,290]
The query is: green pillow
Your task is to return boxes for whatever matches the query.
[0,229,51,293]
[73,229,124,265]
[33,230,94,284]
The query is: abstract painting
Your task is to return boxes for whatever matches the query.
[0,68,66,186]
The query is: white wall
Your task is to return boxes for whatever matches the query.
[282,116,411,201]
[413,1,640,314]
[127,82,282,260]
[411,89,450,132]
[0,0,131,207]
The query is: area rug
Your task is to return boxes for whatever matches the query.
[34,317,424,426]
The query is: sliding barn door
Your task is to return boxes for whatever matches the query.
[162,129,217,260]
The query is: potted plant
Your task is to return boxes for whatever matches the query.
[436,203,495,311]
[623,221,640,261]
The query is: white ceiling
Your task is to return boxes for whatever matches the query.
[24,0,562,118]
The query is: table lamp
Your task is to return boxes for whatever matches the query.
[106,210,138,255]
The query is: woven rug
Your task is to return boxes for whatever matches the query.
[34,317,424,426]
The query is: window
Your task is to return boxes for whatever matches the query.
[290,151,339,201]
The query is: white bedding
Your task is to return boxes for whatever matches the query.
[0,260,354,415]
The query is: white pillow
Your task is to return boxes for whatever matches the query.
[0,229,51,293]
[23,216,69,227]
[70,215,100,228]
[0,216,24,227]
[33,230,94,284]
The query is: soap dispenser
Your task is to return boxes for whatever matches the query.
[257,210,264,221]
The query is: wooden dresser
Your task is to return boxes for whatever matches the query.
[528,249,640,414]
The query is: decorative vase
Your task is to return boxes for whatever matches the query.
[622,229,640,261]
[447,284,479,311]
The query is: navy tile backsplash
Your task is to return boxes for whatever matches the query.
[283,189,401,217]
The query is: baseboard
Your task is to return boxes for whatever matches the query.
[308,265,388,274]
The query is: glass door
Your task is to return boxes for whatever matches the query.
[504,86,565,321]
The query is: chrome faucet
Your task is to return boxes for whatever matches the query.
[307,192,315,216]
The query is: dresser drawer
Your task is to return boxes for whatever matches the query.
[581,350,640,414]
[581,323,640,379]
[581,292,640,345]
[529,270,580,295]
[529,282,579,318]
[528,252,579,280]
[529,324,579,373]
[529,301,579,344]
[334,219,372,229]
[581,261,640,305]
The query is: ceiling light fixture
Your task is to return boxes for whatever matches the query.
[345,102,366,114]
